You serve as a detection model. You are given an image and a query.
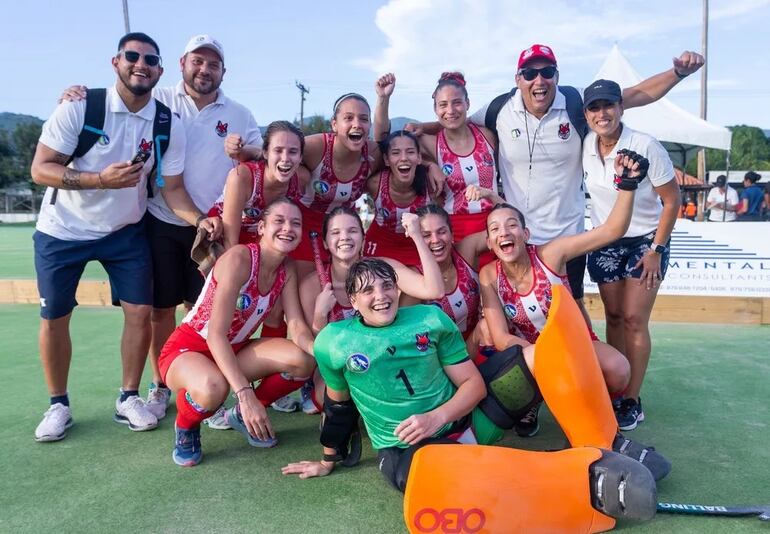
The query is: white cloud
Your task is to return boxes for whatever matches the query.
[359,0,770,100]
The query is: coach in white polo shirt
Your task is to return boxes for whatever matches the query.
[61,35,262,419]
[706,175,739,222]
[31,32,220,442]
[467,44,702,304]
[582,79,680,432]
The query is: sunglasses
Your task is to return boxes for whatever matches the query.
[120,50,162,67]
[518,66,557,81]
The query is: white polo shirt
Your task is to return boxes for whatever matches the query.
[37,86,186,241]
[583,125,675,238]
[706,186,739,222]
[147,82,262,226]
[470,87,585,244]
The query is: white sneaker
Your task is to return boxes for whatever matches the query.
[35,403,73,442]
[114,395,158,431]
[203,406,231,430]
[271,395,300,413]
[146,383,172,419]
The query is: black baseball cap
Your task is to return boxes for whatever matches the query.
[583,79,622,109]
[715,175,727,187]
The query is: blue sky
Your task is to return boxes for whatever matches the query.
[3,0,769,129]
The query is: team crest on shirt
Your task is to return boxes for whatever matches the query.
[97,133,110,146]
[558,123,571,140]
[236,294,252,310]
[346,353,370,373]
[504,303,517,318]
[415,332,431,352]
[511,128,521,139]
[481,154,494,167]
[138,138,153,154]
[244,207,261,218]
[313,180,330,195]
[441,164,454,176]
[215,120,228,138]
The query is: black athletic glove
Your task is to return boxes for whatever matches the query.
[614,149,650,191]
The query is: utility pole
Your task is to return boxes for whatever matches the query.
[122,0,131,33]
[295,81,310,128]
[697,0,708,183]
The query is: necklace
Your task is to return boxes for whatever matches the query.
[524,109,539,209]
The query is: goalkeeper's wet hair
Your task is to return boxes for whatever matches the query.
[345,258,398,297]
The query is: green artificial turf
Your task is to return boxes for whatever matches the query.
[1,305,768,533]
[0,224,107,280]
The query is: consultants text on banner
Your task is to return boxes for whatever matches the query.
[583,220,770,297]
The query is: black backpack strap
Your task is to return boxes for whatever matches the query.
[484,88,516,194]
[146,100,172,199]
[559,86,587,140]
[50,88,107,205]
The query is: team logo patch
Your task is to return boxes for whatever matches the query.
[345,353,370,373]
[558,123,571,140]
[415,332,431,352]
[215,120,228,137]
[481,154,494,167]
[504,303,517,318]
[236,294,252,310]
[511,128,521,139]
[441,164,454,176]
[244,207,261,218]
[313,180,330,195]
[98,133,110,146]
[138,138,153,154]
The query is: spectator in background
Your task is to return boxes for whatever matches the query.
[736,171,764,221]
[683,194,697,221]
[763,181,770,220]
[706,175,739,222]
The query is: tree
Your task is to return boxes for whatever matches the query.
[685,125,770,175]
[297,114,330,135]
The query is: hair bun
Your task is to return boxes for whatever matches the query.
[438,71,466,86]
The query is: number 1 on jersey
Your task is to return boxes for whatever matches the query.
[396,368,415,395]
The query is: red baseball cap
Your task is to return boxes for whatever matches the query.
[517,44,557,70]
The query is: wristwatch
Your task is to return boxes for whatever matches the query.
[650,243,667,254]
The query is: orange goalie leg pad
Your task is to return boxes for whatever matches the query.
[534,285,617,449]
[404,444,615,534]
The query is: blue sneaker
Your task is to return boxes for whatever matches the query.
[615,397,644,431]
[225,405,278,448]
[173,425,202,467]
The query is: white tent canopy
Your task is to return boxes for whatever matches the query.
[593,45,732,167]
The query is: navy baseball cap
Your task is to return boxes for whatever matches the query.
[583,79,622,109]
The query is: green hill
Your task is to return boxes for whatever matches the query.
[0,112,43,133]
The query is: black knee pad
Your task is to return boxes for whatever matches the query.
[478,345,542,429]
[320,391,361,466]
[589,450,657,521]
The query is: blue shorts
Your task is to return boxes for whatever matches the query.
[587,231,670,285]
[34,219,153,319]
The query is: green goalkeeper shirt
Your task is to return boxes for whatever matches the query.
[314,305,469,450]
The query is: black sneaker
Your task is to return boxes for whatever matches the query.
[514,403,540,437]
[615,397,643,431]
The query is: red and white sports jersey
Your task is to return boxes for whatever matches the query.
[298,133,369,213]
[436,123,496,215]
[320,264,357,324]
[209,159,301,235]
[183,243,287,344]
[495,244,572,344]
[420,251,481,338]
[372,169,430,234]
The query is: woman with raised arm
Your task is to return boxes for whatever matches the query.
[159,198,315,466]
[209,121,309,249]
[580,80,681,431]
[479,152,649,437]
[363,130,441,265]
[297,206,445,412]
[374,72,498,241]
[292,93,382,274]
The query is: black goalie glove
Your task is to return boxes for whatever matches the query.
[613,149,650,191]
